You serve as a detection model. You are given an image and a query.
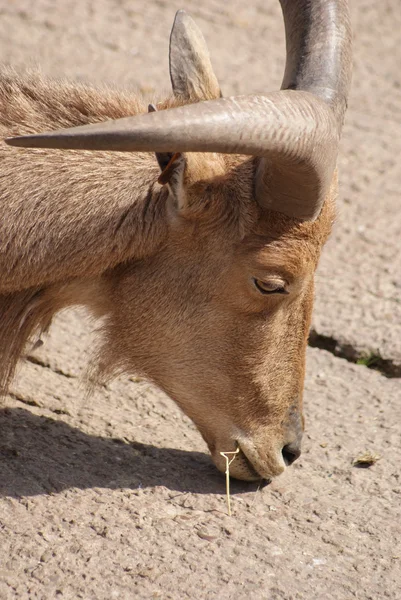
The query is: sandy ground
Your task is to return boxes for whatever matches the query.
[0,1,400,599]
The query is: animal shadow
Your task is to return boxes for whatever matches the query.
[0,407,262,498]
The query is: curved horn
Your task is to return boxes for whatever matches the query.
[254,0,352,219]
[5,93,338,219]
[5,2,352,221]
[280,0,352,125]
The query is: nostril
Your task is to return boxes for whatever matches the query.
[282,444,301,466]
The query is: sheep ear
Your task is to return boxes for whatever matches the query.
[169,10,221,101]
[157,152,184,186]
[148,103,185,200]
[158,152,188,211]
[148,104,223,214]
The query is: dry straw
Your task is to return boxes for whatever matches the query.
[220,448,240,516]
[352,450,381,467]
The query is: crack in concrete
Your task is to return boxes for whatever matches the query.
[10,391,71,416]
[8,391,40,407]
[25,355,76,380]
[308,329,401,378]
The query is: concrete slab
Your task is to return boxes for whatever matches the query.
[314,110,401,369]
[2,344,400,599]
[313,2,401,367]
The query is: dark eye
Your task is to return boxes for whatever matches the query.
[253,278,288,295]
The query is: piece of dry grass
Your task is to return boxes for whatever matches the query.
[220,448,240,516]
[352,450,381,468]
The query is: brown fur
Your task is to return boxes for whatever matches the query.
[0,64,335,481]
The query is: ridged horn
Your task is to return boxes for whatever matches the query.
[253,0,352,219]
[5,2,352,221]
[280,0,352,126]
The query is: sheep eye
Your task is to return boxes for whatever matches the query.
[253,278,288,295]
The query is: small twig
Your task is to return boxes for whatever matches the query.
[220,448,240,516]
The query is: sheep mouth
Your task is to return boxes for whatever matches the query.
[234,444,267,482]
